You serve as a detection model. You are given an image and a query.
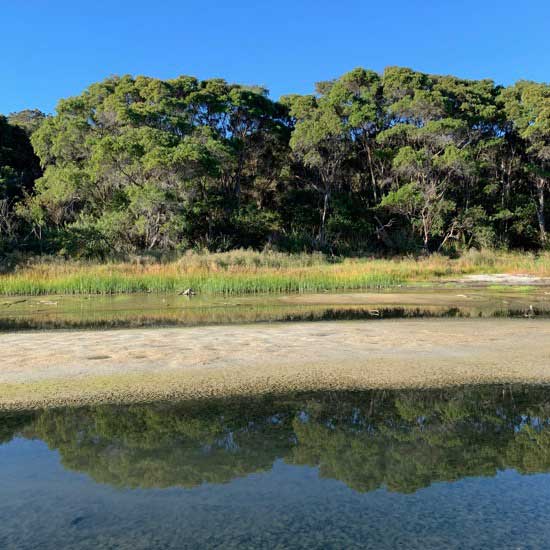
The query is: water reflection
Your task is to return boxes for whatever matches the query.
[4,385,550,493]
[2,289,550,330]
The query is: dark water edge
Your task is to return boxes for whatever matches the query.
[3,385,550,548]
[0,305,538,331]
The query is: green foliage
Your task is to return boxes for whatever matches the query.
[0,115,43,252]
[2,67,550,256]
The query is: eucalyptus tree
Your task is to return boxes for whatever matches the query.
[281,92,350,246]
[26,75,287,255]
[0,115,42,249]
[7,109,46,136]
[501,81,550,246]
[322,68,386,201]
[376,68,500,251]
[5,67,550,256]
[29,76,218,253]
[281,68,386,247]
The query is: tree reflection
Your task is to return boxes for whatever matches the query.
[3,385,550,493]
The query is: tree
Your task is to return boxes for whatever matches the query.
[0,115,42,250]
[8,109,46,135]
[501,81,550,246]
[374,68,501,251]
[25,75,287,256]
[281,91,351,246]
[4,67,550,256]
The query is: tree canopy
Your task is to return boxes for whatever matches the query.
[2,67,550,257]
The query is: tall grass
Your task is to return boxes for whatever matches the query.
[1,249,550,296]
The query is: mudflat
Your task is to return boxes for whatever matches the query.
[2,318,550,410]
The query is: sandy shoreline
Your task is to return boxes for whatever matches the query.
[2,318,550,410]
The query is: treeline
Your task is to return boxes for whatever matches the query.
[1,66,549,258]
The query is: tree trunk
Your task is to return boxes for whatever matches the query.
[365,145,378,202]
[319,191,330,246]
[421,212,430,254]
[422,235,429,254]
[536,178,547,245]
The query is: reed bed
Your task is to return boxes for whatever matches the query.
[2,249,550,296]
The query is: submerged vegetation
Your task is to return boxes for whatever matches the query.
[2,249,550,295]
[1,67,550,260]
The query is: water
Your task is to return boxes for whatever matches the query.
[1,287,550,330]
[3,385,550,548]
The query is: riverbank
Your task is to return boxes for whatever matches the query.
[2,250,550,296]
[2,318,550,410]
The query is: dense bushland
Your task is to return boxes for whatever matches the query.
[1,67,549,258]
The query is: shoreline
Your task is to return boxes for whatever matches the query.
[2,318,550,411]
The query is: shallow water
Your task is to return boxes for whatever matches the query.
[3,385,550,548]
[1,287,550,330]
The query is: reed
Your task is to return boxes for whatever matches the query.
[2,249,550,296]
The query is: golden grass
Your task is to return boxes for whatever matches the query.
[1,249,550,296]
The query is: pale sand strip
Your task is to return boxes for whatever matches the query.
[1,318,550,410]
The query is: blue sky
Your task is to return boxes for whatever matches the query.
[3,0,549,114]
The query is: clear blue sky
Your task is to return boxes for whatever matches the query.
[3,0,549,114]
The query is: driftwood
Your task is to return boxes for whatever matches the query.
[1,299,27,308]
[524,305,536,318]
[178,288,196,296]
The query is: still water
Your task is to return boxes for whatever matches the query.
[3,385,550,548]
[2,287,550,330]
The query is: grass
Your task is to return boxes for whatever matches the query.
[1,249,550,296]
